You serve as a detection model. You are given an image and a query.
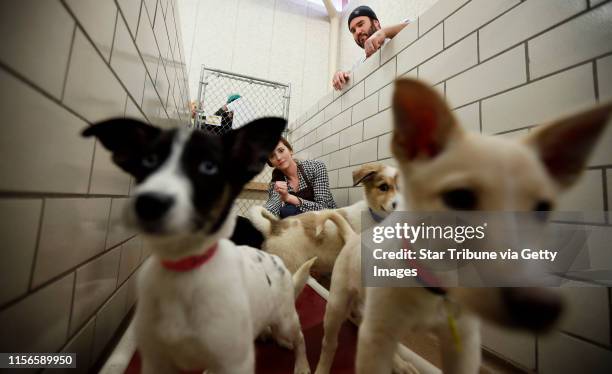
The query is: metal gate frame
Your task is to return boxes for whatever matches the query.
[192,65,291,216]
[194,65,291,135]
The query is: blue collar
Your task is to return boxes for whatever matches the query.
[368,208,386,223]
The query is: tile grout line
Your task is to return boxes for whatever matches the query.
[86,137,98,195]
[115,242,124,289]
[66,269,78,338]
[60,24,77,102]
[602,168,608,225]
[609,286,612,347]
[559,330,612,352]
[525,42,530,82]
[109,7,120,64]
[476,29,480,64]
[26,199,46,294]
[478,100,483,133]
[0,191,130,199]
[593,60,600,102]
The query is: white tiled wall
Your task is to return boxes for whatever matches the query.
[0,0,189,370]
[290,0,612,371]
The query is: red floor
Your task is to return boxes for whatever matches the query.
[124,285,358,374]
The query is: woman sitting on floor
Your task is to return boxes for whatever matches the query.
[265,137,337,218]
[231,137,336,247]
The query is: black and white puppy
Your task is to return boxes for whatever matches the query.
[83,118,314,374]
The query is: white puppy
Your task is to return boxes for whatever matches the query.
[314,79,612,374]
[83,117,313,374]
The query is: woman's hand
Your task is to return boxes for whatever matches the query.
[274,181,289,201]
[275,181,301,205]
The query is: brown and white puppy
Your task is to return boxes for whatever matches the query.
[314,79,612,374]
[248,163,399,274]
[348,163,400,229]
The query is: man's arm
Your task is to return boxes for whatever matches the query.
[364,21,409,57]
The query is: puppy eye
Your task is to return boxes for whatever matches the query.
[533,200,552,221]
[441,188,477,210]
[199,160,218,175]
[142,154,159,169]
[378,183,389,192]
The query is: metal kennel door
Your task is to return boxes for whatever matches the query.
[193,66,290,135]
[193,66,291,216]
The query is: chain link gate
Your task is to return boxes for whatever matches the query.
[191,66,291,217]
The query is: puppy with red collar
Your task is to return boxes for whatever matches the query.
[83,118,313,374]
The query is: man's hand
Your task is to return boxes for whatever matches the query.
[332,71,350,91]
[364,29,386,58]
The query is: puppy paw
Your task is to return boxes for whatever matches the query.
[293,366,311,374]
[392,355,419,374]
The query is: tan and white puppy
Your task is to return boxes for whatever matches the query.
[344,163,400,230]
[315,79,612,374]
[248,163,399,274]
[83,117,313,374]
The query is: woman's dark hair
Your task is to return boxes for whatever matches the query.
[267,137,293,167]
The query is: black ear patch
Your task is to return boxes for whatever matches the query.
[82,118,161,153]
[223,117,286,187]
[82,118,168,180]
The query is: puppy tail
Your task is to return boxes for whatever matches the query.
[247,205,277,236]
[318,211,355,244]
[292,256,317,299]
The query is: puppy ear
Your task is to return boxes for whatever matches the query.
[392,79,462,162]
[82,118,161,151]
[225,117,286,185]
[524,102,612,189]
[352,163,379,186]
[82,118,161,174]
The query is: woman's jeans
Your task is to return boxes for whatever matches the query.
[279,204,301,218]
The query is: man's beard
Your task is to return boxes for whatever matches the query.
[356,24,378,48]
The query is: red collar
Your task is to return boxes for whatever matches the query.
[161,243,218,272]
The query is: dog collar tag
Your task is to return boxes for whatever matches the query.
[161,243,218,272]
[445,298,462,352]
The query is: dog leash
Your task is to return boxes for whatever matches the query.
[401,239,462,351]
[161,243,218,272]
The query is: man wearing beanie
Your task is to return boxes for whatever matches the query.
[332,5,410,90]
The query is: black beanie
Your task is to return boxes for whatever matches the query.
[348,5,378,29]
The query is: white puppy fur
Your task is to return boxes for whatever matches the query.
[313,79,612,374]
[83,117,314,374]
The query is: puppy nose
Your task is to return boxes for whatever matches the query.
[502,288,563,332]
[135,193,174,222]
[392,201,397,209]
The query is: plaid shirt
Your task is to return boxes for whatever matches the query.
[264,159,337,217]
